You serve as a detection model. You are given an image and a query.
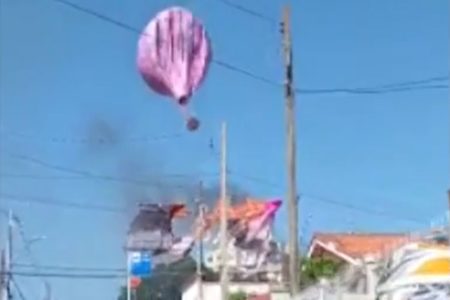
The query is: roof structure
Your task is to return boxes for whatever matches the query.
[307,233,412,264]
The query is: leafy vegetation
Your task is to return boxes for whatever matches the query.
[117,256,341,299]
[299,257,341,288]
[228,290,247,300]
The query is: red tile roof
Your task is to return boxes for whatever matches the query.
[310,233,412,259]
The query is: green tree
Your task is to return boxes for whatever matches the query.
[229,291,247,300]
[299,257,341,288]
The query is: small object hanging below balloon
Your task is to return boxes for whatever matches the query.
[186,117,200,131]
[137,6,212,132]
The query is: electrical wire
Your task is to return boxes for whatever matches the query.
[214,0,277,25]
[11,277,28,300]
[300,193,425,224]
[4,153,217,188]
[0,193,125,213]
[0,157,423,224]
[42,0,448,95]
[0,155,428,223]
[13,263,126,273]
[3,267,268,279]
[0,187,427,224]
[0,128,185,144]
[13,214,54,298]
[369,75,449,90]
[227,171,427,224]
[5,271,125,279]
[0,156,433,224]
[296,83,448,95]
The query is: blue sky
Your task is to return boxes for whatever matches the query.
[0,0,448,299]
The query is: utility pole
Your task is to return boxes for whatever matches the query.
[6,211,13,300]
[43,282,52,300]
[447,190,450,245]
[196,181,205,300]
[281,6,300,297]
[0,211,14,300]
[0,249,6,300]
[219,122,229,300]
[126,253,131,300]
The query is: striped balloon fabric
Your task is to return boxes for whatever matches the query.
[137,7,212,131]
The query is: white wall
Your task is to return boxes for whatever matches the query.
[182,281,270,300]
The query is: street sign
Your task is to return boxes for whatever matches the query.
[129,252,152,277]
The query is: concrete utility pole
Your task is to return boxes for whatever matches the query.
[6,211,13,300]
[281,5,300,297]
[0,249,6,300]
[196,181,205,300]
[447,190,450,245]
[43,282,52,300]
[0,211,14,300]
[219,122,229,300]
[126,253,131,300]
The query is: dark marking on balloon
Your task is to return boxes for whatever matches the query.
[155,22,161,60]
[186,117,200,131]
[178,10,185,61]
[168,12,175,62]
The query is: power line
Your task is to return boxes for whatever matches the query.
[4,271,125,279]
[0,154,432,224]
[227,171,427,224]
[212,59,280,87]
[0,184,427,225]
[0,128,185,144]
[0,173,113,180]
[0,172,217,182]
[371,75,449,89]
[5,153,217,187]
[0,193,125,213]
[3,269,196,279]
[42,0,448,96]
[3,267,271,279]
[296,82,448,95]
[0,154,429,224]
[13,263,125,273]
[228,171,282,190]
[214,0,277,25]
[11,277,28,300]
[300,193,425,225]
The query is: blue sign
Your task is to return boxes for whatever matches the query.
[130,252,153,277]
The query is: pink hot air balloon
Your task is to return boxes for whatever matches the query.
[137,7,212,131]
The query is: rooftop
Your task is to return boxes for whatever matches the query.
[308,232,412,262]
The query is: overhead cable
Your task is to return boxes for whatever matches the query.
[43,0,448,95]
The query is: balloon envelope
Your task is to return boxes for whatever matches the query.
[137,7,211,103]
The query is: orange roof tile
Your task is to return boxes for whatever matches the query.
[311,233,412,259]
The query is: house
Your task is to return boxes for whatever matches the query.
[300,232,414,300]
[307,232,412,265]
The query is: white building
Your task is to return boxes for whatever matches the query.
[181,279,271,300]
